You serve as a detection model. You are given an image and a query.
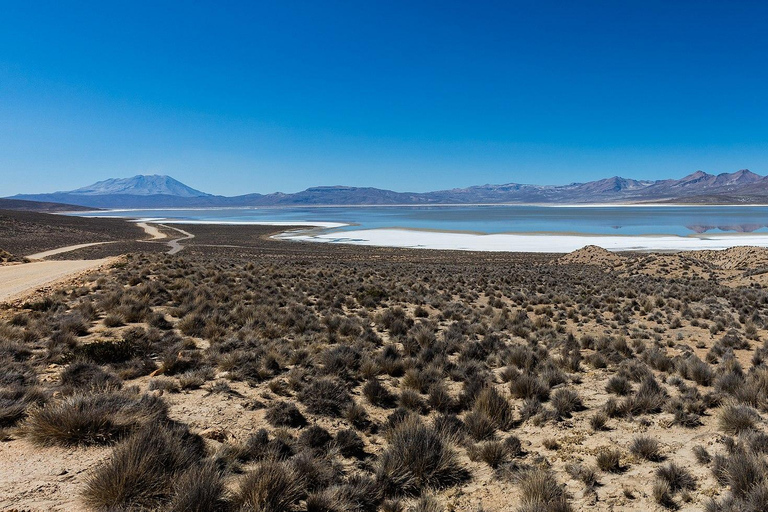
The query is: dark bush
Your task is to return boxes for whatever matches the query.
[299,378,352,417]
[516,468,572,512]
[266,401,307,428]
[83,424,206,510]
[25,392,167,447]
[234,460,306,512]
[376,416,468,497]
[630,435,663,462]
[363,378,397,408]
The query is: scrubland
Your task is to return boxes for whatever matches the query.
[2,231,768,511]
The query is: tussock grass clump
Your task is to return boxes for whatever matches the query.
[376,416,468,497]
[596,448,623,473]
[550,388,584,419]
[630,435,663,462]
[605,375,632,396]
[656,462,696,493]
[470,440,508,468]
[334,429,366,458]
[516,468,572,512]
[718,403,759,434]
[60,362,122,393]
[74,338,149,364]
[83,424,206,510]
[299,378,352,417]
[464,411,497,441]
[0,386,46,428]
[407,495,443,512]
[363,378,397,408]
[399,389,427,413]
[589,412,608,431]
[234,460,306,512]
[168,461,228,512]
[266,401,307,428]
[565,463,598,490]
[693,445,711,464]
[618,376,667,417]
[305,474,381,512]
[509,372,550,402]
[299,425,333,451]
[25,392,167,446]
[473,386,514,430]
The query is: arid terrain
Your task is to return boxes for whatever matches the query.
[2,213,768,511]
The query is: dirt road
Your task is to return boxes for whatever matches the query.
[0,259,112,303]
[135,222,167,240]
[26,242,117,260]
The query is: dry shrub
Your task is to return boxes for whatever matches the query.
[630,435,663,462]
[363,378,397,408]
[265,401,307,428]
[376,416,468,497]
[718,403,759,434]
[516,468,572,512]
[473,386,514,429]
[234,460,305,512]
[25,392,166,447]
[168,461,228,512]
[596,448,623,473]
[299,378,352,417]
[83,424,206,510]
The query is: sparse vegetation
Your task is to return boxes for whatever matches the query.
[4,223,768,510]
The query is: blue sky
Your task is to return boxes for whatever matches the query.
[1,1,767,196]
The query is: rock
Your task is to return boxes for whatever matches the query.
[200,427,230,442]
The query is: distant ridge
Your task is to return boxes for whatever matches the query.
[10,170,768,208]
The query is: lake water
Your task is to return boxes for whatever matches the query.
[77,205,768,236]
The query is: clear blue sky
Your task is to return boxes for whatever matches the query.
[1,1,767,196]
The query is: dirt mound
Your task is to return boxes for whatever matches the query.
[558,245,624,266]
[0,249,23,264]
[691,246,768,270]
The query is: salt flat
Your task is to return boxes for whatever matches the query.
[282,227,768,252]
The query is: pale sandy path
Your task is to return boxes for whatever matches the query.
[24,222,170,261]
[26,242,116,260]
[0,259,111,303]
[165,225,195,255]
[136,221,167,240]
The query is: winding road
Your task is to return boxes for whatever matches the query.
[0,222,196,304]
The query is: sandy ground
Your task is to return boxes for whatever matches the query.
[0,259,113,303]
[0,439,110,511]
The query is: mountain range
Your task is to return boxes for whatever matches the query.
[9,170,768,208]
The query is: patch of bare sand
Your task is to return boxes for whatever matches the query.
[0,259,114,304]
[0,439,109,511]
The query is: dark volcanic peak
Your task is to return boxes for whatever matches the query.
[68,175,211,197]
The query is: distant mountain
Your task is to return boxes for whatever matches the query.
[10,170,768,208]
[68,175,210,197]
